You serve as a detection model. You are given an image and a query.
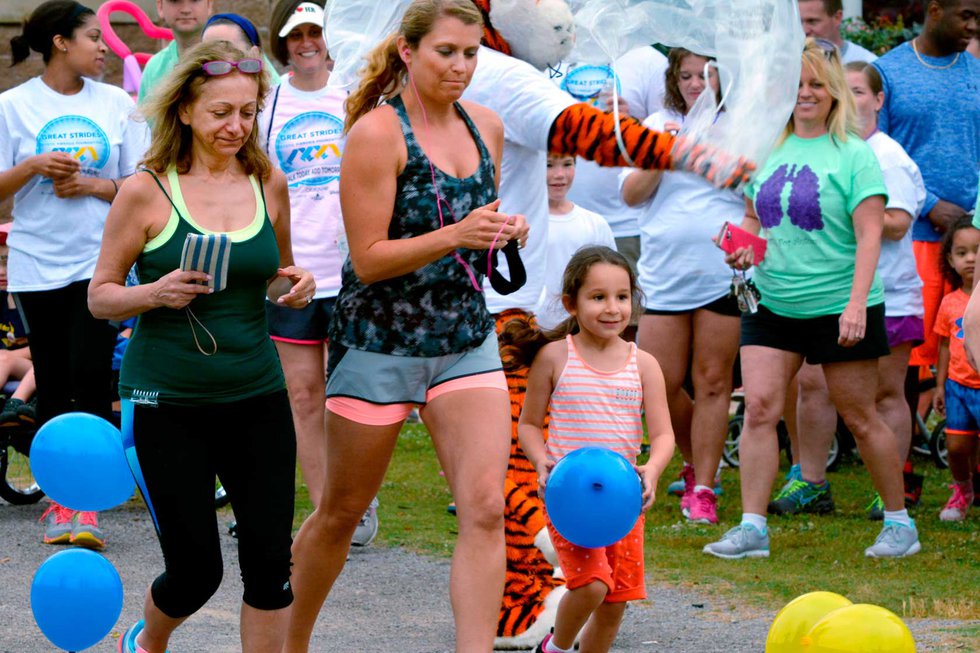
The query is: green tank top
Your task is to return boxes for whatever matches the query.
[119,169,284,405]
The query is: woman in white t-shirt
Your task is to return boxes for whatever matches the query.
[792,61,927,518]
[0,0,148,548]
[259,0,346,512]
[619,49,742,526]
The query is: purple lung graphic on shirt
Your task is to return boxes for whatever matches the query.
[756,164,823,231]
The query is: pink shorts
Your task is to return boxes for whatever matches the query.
[325,333,507,426]
[547,515,646,603]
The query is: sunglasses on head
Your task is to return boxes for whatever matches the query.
[812,38,840,60]
[201,59,263,76]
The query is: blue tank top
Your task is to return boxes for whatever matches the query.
[329,95,497,357]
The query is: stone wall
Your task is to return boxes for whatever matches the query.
[0,0,277,219]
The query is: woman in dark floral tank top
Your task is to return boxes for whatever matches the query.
[286,2,528,652]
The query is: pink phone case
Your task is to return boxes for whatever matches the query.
[717,222,767,265]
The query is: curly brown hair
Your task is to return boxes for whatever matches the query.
[663,48,720,116]
[139,40,272,179]
[940,215,979,290]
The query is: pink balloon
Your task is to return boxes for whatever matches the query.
[98,0,173,58]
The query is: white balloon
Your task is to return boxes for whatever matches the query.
[324,0,414,89]
[571,0,805,186]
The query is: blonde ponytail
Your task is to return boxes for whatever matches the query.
[343,33,406,134]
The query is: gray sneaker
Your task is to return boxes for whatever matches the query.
[351,497,379,547]
[864,520,921,558]
[703,523,770,559]
[40,503,75,545]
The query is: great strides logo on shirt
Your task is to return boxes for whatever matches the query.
[35,115,110,180]
[275,111,344,188]
[561,65,619,107]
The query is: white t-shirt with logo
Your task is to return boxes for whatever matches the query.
[463,46,576,313]
[867,131,925,318]
[258,76,346,299]
[0,77,149,292]
[553,46,669,238]
[620,110,743,311]
[535,204,617,330]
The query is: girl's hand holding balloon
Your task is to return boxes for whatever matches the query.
[636,462,659,512]
[535,459,556,494]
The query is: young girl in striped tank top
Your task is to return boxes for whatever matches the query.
[513,246,674,653]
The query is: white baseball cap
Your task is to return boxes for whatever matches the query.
[278,2,325,38]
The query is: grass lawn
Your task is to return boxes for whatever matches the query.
[292,423,980,627]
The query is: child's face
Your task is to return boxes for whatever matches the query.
[157,0,212,37]
[565,262,632,339]
[546,156,576,204]
[949,227,980,288]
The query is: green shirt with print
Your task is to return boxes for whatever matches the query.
[744,133,888,319]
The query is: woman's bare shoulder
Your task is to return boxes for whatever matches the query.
[347,104,402,147]
[459,101,503,137]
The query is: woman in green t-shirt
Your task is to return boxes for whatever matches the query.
[703,38,920,561]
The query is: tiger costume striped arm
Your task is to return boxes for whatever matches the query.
[548,102,675,170]
[548,102,754,188]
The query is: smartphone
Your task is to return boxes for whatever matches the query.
[716,221,767,266]
[179,233,231,292]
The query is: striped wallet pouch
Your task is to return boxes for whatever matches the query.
[179,233,231,292]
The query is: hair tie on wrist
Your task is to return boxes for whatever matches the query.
[110,178,118,202]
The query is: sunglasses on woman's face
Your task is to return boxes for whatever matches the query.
[201,59,263,76]
[812,38,840,61]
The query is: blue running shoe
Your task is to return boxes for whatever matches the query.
[772,464,802,500]
[767,479,834,516]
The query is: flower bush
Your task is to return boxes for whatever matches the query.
[842,15,922,55]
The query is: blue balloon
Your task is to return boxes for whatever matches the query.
[30,412,135,511]
[31,549,123,651]
[545,447,642,548]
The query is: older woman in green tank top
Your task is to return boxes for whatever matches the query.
[88,41,314,653]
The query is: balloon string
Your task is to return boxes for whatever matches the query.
[609,63,636,169]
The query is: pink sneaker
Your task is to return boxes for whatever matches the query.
[687,488,718,524]
[40,503,75,545]
[939,484,973,522]
[71,511,106,550]
[677,465,696,517]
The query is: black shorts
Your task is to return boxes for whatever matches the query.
[266,297,335,344]
[644,292,741,318]
[740,303,889,364]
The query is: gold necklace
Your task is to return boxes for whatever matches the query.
[911,38,960,70]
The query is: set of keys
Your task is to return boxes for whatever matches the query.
[729,270,761,314]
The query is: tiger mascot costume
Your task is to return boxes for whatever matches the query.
[467,2,751,648]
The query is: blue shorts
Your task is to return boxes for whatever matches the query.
[944,379,980,437]
[266,297,335,344]
[325,332,507,425]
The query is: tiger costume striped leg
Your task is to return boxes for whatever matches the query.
[493,309,566,650]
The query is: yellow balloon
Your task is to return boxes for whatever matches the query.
[766,592,853,653]
[802,604,916,653]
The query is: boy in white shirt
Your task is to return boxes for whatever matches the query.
[536,154,616,330]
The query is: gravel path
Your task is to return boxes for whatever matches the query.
[0,503,963,652]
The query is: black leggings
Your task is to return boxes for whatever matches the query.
[128,390,296,617]
[14,280,116,425]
